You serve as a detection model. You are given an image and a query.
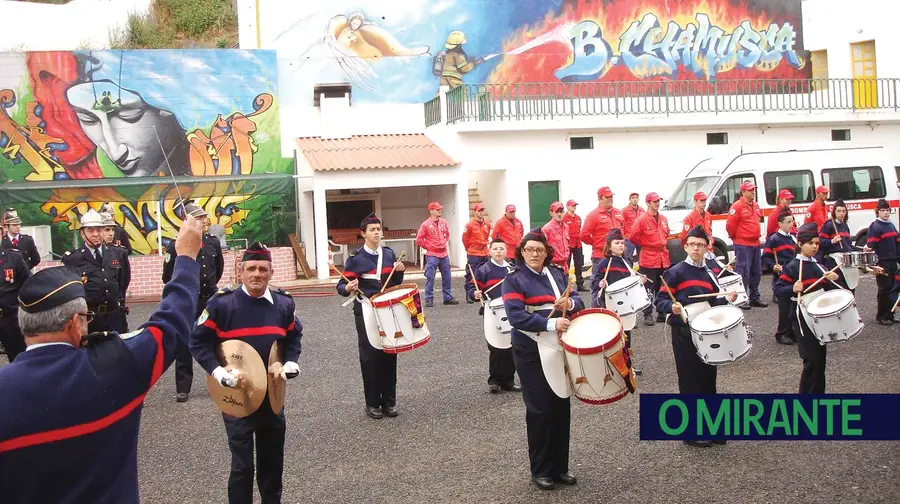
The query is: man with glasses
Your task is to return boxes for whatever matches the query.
[0,221,31,364]
[0,214,203,502]
[725,181,767,309]
[62,209,129,333]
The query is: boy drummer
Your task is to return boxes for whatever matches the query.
[467,237,519,393]
[762,210,798,345]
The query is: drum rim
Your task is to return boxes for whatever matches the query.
[574,388,629,405]
[718,275,743,286]
[605,276,641,294]
[816,323,864,343]
[701,344,753,365]
[561,308,624,355]
[690,305,745,333]
[370,282,419,308]
[382,333,431,353]
[806,290,855,316]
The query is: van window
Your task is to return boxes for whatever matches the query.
[708,174,757,215]
[763,170,815,205]
[822,166,886,200]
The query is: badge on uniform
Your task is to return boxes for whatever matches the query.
[197,308,209,326]
[81,275,88,284]
[164,253,171,263]
[119,329,142,340]
[730,208,736,215]
[111,259,119,267]
[5,268,13,283]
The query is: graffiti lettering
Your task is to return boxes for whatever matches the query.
[0,90,67,181]
[187,93,271,176]
[554,21,613,82]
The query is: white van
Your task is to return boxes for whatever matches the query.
[661,146,900,262]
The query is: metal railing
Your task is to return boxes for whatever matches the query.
[424,95,441,126]
[434,78,900,125]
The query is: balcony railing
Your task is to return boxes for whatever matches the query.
[431,78,900,126]
[424,95,441,127]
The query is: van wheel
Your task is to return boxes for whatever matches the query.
[713,242,728,263]
[855,232,867,248]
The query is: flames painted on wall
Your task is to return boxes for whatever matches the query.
[276,0,807,103]
[0,50,293,255]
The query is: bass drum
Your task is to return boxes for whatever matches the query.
[483,297,512,349]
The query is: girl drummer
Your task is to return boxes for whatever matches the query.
[502,228,584,490]
[817,199,853,265]
[593,228,647,375]
[773,222,845,394]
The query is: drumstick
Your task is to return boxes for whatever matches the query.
[379,251,407,293]
[659,275,687,323]
[483,276,507,295]
[597,257,614,297]
[546,284,572,320]
[688,291,745,299]
[801,263,842,294]
[716,257,735,278]
[891,292,900,313]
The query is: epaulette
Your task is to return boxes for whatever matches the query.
[211,287,233,298]
[348,249,359,257]
[64,250,72,256]
[272,287,292,298]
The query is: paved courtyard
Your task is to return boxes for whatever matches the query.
[3,276,899,503]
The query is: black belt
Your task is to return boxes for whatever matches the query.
[88,302,119,315]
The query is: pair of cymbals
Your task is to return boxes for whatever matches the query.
[205,340,286,418]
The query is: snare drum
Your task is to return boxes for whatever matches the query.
[718,275,748,307]
[800,289,863,344]
[605,276,651,317]
[559,308,636,405]
[369,283,431,354]
[484,297,512,349]
[688,305,753,365]
[848,250,878,268]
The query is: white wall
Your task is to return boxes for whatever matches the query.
[0,0,151,51]
[381,186,429,230]
[468,170,507,223]
[802,0,900,79]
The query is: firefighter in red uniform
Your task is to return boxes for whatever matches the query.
[562,199,586,292]
[804,185,830,232]
[726,181,767,308]
[581,187,625,278]
[541,201,570,269]
[621,192,645,261]
[680,192,712,249]
[492,205,524,264]
[767,189,797,238]
[462,203,491,303]
[629,192,670,326]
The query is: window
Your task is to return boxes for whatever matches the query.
[811,50,828,90]
[708,174,756,215]
[763,170,815,205]
[707,132,728,145]
[831,129,851,141]
[570,136,593,150]
[822,166,886,200]
[851,41,877,109]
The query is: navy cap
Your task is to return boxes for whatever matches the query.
[797,222,818,243]
[360,212,381,231]
[19,267,86,314]
[685,225,709,244]
[242,241,272,262]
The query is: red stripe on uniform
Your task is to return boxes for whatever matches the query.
[216,326,287,339]
[607,267,631,274]
[774,244,794,252]
[148,327,164,386]
[503,292,524,302]
[287,321,295,331]
[779,274,794,283]
[343,271,359,279]
[675,280,713,291]
[203,319,217,331]
[525,295,557,304]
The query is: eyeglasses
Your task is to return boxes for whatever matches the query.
[523,247,547,255]
[78,311,95,323]
[685,242,707,249]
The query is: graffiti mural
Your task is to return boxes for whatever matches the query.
[267,0,808,103]
[0,50,293,255]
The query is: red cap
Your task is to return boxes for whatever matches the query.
[816,185,830,194]
[740,181,756,191]
[505,204,516,213]
[598,187,614,198]
[777,189,794,200]
[629,192,639,197]
[428,201,443,211]
[550,201,564,212]
[473,203,485,211]
[645,192,661,203]
[566,199,578,207]
[693,191,707,201]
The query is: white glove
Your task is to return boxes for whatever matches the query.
[212,366,240,388]
[283,361,300,379]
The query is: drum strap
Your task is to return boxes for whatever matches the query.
[606,346,636,394]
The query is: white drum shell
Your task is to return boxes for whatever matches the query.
[800,290,863,344]
[537,332,572,399]
[484,297,512,349]
[689,305,752,365]
[360,300,384,350]
[371,287,431,354]
[718,275,749,307]
[605,276,651,316]
[560,312,630,405]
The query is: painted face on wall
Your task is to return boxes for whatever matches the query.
[67,80,189,177]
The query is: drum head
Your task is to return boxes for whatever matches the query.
[372,283,417,304]
[607,276,639,293]
[806,290,853,316]
[267,341,286,414]
[562,309,622,353]
[683,301,712,320]
[206,340,267,418]
[719,275,742,287]
[488,297,505,309]
[690,305,743,332]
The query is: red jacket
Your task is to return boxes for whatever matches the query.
[542,219,571,268]
[416,217,450,258]
[804,199,828,232]
[492,216,524,259]
[681,208,712,246]
[766,203,798,237]
[630,212,671,268]
[726,198,762,246]
[562,212,582,247]
[462,217,491,256]
[580,206,625,258]
[621,204,645,233]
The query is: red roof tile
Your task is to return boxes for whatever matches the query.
[296,134,458,171]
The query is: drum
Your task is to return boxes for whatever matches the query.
[605,276,651,317]
[536,330,572,399]
[369,283,431,354]
[800,289,863,344]
[559,308,636,405]
[484,297,512,349]
[688,305,753,365]
[359,300,384,350]
[847,250,878,268]
[830,253,859,289]
[718,274,749,307]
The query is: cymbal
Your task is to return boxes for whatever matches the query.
[267,341,286,414]
[206,340,267,418]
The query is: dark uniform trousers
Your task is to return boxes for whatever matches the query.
[640,267,664,317]
[175,293,212,393]
[876,262,898,321]
[568,246,584,289]
[223,404,286,504]
[775,296,796,342]
[0,311,25,362]
[670,325,717,395]
[791,317,827,394]
[512,335,569,478]
[487,342,515,387]
[354,311,397,408]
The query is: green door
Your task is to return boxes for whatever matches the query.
[528,181,559,230]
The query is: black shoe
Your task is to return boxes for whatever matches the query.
[740,304,751,311]
[532,476,556,490]
[643,314,655,326]
[466,298,474,304]
[425,300,434,308]
[489,383,501,394]
[712,439,727,445]
[501,383,522,392]
[656,313,666,323]
[365,406,384,419]
[683,440,713,448]
[577,286,588,293]
[382,405,398,417]
[175,393,188,403]
[553,473,577,485]
[750,300,768,308]
[775,334,795,345]
[443,298,459,305]
[877,318,893,326]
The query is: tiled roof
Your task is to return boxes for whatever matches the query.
[296,134,458,171]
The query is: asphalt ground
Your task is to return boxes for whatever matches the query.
[2,275,899,504]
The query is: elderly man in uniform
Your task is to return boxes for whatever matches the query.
[493,204,524,264]
[62,209,129,332]
[0,214,202,503]
[416,201,458,307]
[163,200,224,402]
[0,222,31,364]
[99,202,133,255]
[191,242,303,504]
[100,210,131,332]
[725,181,767,309]
[1,208,41,269]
